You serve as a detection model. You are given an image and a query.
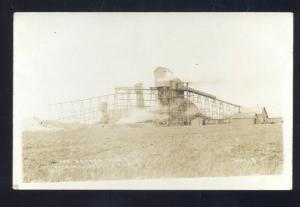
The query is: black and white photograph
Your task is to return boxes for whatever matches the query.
[13,12,293,190]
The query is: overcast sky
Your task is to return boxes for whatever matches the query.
[14,13,293,119]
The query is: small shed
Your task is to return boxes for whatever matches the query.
[231,106,268,125]
[191,117,204,127]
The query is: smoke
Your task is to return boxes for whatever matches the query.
[115,100,203,125]
[117,108,155,124]
[185,104,201,116]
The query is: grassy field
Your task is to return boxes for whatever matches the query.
[22,123,283,182]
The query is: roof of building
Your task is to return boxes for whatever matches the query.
[241,106,265,114]
[231,112,256,119]
[231,106,267,119]
[268,112,282,118]
[154,66,173,73]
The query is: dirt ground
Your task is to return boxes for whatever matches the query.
[22,123,283,182]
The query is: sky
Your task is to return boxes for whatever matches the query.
[14,13,293,119]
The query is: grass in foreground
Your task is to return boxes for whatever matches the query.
[22,123,283,182]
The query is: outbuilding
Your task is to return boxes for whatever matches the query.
[231,106,268,125]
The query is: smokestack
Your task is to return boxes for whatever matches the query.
[134,83,144,108]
